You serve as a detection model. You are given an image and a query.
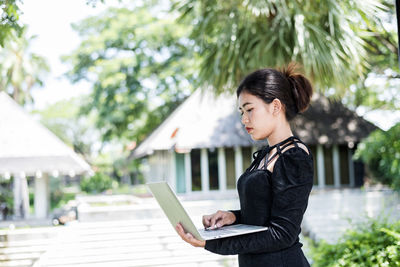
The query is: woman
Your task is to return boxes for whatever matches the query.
[176,62,314,267]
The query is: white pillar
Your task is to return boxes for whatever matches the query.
[170,152,177,192]
[21,174,29,218]
[184,152,192,194]
[317,145,326,188]
[234,146,243,181]
[333,145,341,188]
[13,173,22,218]
[13,173,30,219]
[218,147,227,191]
[200,148,210,192]
[34,174,50,219]
[348,148,355,187]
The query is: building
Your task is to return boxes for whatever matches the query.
[0,92,91,219]
[131,90,377,194]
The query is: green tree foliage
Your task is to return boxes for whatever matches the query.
[0,0,23,47]
[32,97,99,163]
[173,0,398,95]
[0,178,13,216]
[80,172,117,194]
[49,177,77,210]
[63,3,198,142]
[310,218,400,266]
[354,122,400,190]
[34,97,140,185]
[361,0,399,73]
[343,0,399,111]
[344,72,400,111]
[0,26,49,105]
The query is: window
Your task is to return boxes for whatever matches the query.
[190,149,201,191]
[208,149,219,190]
[339,146,350,185]
[225,147,236,189]
[242,147,252,171]
[324,146,334,185]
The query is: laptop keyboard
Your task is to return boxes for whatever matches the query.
[199,228,236,238]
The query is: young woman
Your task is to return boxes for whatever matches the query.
[176,62,314,267]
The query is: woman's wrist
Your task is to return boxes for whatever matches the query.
[227,211,236,224]
[228,210,240,224]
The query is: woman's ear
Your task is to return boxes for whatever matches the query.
[271,98,282,115]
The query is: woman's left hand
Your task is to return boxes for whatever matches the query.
[175,223,206,248]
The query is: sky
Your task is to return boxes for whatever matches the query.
[20,0,108,110]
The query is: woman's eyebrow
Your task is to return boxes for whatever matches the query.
[239,102,252,110]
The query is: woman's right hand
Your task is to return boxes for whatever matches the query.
[202,210,236,229]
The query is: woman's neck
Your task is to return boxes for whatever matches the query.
[267,121,293,147]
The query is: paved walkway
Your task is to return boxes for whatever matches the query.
[1,197,240,267]
[35,218,237,267]
[1,188,399,267]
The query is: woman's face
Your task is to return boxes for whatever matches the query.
[238,91,277,140]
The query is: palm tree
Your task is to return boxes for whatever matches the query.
[0,0,23,47]
[0,26,49,105]
[173,0,397,95]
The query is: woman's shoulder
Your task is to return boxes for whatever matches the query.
[279,144,313,167]
[273,137,313,162]
[281,143,312,160]
[272,143,314,183]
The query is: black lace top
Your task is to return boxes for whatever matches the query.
[204,136,314,267]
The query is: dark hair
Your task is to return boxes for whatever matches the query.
[236,62,313,121]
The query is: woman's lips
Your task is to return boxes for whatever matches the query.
[246,127,253,133]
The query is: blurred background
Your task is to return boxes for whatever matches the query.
[0,0,399,266]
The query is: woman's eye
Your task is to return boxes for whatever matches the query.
[247,108,253,113]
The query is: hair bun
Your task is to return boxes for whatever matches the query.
[281,62,313,113]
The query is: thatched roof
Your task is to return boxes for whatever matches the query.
[293,95,377,145]
[131,90,377,159]
[0,92,91,176]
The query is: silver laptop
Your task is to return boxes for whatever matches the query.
[147,181,268,241]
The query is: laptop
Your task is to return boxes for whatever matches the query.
[147,181,268,241]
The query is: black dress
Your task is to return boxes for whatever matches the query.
[204,136,313,267]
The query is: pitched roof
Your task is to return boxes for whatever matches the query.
[131,90,377,159]
[292,95,377,145]
[0,92,91,175]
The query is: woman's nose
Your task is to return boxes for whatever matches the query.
[241,114,249,124]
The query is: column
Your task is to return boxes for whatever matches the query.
[13,172,30,219]
[200,148,210,192]
[184,152,192,194]
[170,152,177,192]
[218,147,227,191]
[317,145,326,188]
[234,146,243,181]
[13,173,21,218]
[348,148,355,187]
[333,145,341,188]
[34,173,50,219]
